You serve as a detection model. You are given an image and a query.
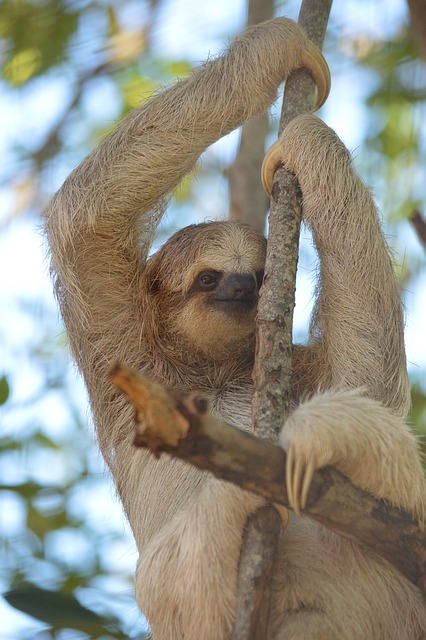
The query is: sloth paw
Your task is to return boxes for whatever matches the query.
[261,43,330,196]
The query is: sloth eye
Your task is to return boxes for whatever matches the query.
[198,270,220,290]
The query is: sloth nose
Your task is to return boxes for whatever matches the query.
[216,273,257,301]
[231,275,255,299]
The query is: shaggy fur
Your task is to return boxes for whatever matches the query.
[44,18,426,640]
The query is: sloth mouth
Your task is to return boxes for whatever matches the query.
[210,298,257,315]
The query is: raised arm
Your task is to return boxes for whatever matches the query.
[261,114,425,534]
[51,18,329,233]
[263,114,410,416]
[45,19,328,377]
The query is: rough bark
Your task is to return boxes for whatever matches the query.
[238,1,332,637]
[252,0,332,441]
[232,506,282,639]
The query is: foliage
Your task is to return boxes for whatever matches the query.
[0,376,10,405]
[1,0,79,86]
[5,586,121,638]
[362,31,425,223]
[0,316,146,637]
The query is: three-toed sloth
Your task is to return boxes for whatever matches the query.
[45,17,426,640]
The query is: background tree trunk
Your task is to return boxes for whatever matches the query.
[228,0,273,234]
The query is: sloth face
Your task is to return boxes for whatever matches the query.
[144,221,266,361]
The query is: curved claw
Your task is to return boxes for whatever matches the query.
[261,140,282,196]
[286,445,303,516]
[286,445,295,512]
[302,40,331,111]
[292,454,304,515]
[285,446,316,515]
[274,503,291,530]
[300,459,315,510]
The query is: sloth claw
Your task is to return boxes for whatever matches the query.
[302,40,331,111]
[261,140,282,196]
[300,459,315,510]
[286,445,295,512]
[285,445,316,515]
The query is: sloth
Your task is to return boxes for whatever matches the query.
[44,17,426,640]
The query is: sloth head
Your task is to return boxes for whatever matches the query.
[142,221,266,362]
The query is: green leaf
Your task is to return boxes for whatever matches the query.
[122,74,157,110]
[27,503,68,535]
[173,170,196,203]
[2,47,42,85]
[4,585,119,636]
[410,383,426,431]
[0,376,10,405]
[107,6,120,37]
[0,0,79,83]
[169,60,191,77]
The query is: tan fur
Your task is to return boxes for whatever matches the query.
[44,17,426,640]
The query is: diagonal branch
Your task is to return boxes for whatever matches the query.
[109,364,426,594]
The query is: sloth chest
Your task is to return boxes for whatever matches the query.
[208,382,299,433]
[208,382,253,432]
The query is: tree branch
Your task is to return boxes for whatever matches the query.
[252,0,332,442]
[109,364,426,594]
[410,208,426,252]
[227,0,273,234]
[238,1,332,636]
[407,0,426,60]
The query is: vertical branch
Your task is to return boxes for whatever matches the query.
[252,0,332,440]
[410,209,426,252]
[233,1,332,638]
[228,0,274,234]
[407,0,426,60]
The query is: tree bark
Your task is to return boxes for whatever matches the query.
[252,0,332,441]
[235,1,333,637]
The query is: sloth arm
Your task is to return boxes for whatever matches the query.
[264,114,410,416]
[263,115,426,520]
[44,18,327,387]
